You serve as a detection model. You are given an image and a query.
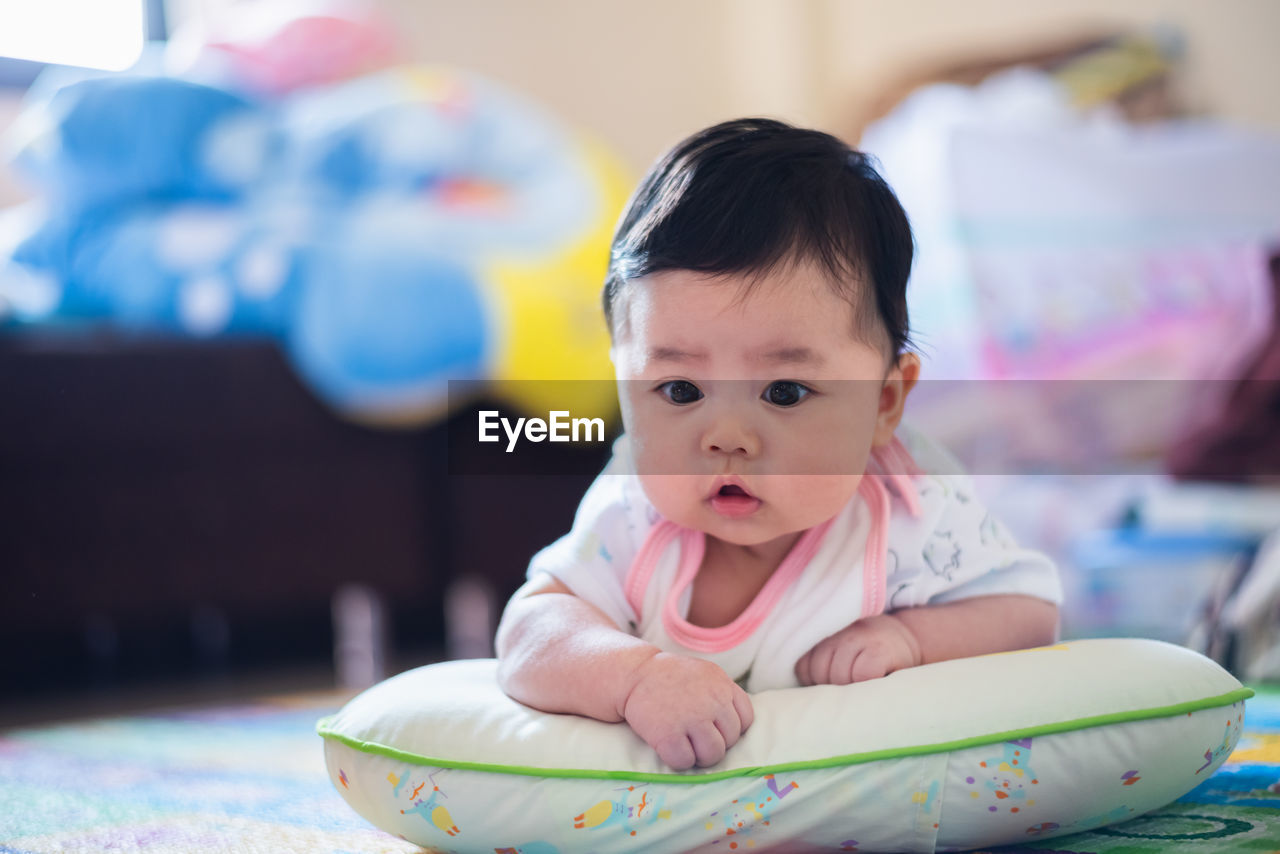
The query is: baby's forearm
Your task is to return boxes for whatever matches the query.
[495,591,660,724]
[889,595,1059,666]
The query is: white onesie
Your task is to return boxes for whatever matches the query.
[526,424,1062,692]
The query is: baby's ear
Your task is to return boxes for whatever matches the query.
[873,352,921,446]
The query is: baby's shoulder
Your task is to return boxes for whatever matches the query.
[885,426,1026,558]
[569,434,659,544]
[886,424,988,534]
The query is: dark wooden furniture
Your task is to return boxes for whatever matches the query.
[0,329,611,693]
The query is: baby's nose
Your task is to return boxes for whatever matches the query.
[702,416,760,458]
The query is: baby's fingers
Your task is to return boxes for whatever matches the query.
[732,685,755,734]
[655,734,697,771]
[712,688,754,756]
[794,649,813,686]
[803,643,836,686]
[850,647,892,683]
[688,720,727,767]
[829,638,865,686]
[712,705,741,749]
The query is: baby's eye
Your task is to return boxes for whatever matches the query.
[657,380,704,405]
[762,380,811,407]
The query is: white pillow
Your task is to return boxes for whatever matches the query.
[318,638,1251,853]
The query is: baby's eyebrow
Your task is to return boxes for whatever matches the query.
[644,345,825,366]
[647,346,707,364]
[753,346,825,366]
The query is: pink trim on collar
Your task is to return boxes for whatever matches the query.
[623,519,681,619]
[869,436,924,518]
[858,475,890,618]
[660,518,835,653]
[861,436,925,617]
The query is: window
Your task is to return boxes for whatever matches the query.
[0,0,167,87]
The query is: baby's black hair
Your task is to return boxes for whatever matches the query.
[604,118,914,358]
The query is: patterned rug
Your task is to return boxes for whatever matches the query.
[1,685,1277,853]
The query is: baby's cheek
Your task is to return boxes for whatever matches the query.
[773,475,862,521]
[629,424,693,476]
[637,474,699,520]
[782,439,868,476]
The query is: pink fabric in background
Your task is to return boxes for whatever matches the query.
[199,2,400,95]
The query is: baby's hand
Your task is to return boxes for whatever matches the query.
[794,613,922,686]
[621,652,754,770]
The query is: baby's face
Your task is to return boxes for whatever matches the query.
[611,263,900,549]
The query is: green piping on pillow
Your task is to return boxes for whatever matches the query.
[316,686,1254,784]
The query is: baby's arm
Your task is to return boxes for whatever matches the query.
[892,594,1058,662]
[496,573,754,769]
[795,595,1058,686]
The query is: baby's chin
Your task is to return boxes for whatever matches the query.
[693,510,812,547]
[699,523,812,562]
[704,528,794,547]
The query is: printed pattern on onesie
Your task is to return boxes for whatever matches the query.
[883,425,1063,612]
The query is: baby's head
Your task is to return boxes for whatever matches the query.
[603,118,920,549]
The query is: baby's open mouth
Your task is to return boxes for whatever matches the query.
[709,481,761,518]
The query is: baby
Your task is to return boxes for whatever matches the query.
[495,118,1061,771]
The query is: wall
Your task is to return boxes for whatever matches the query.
[2,0,1278,202]
[818,0,1280,141]
[367,0,1280,169]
